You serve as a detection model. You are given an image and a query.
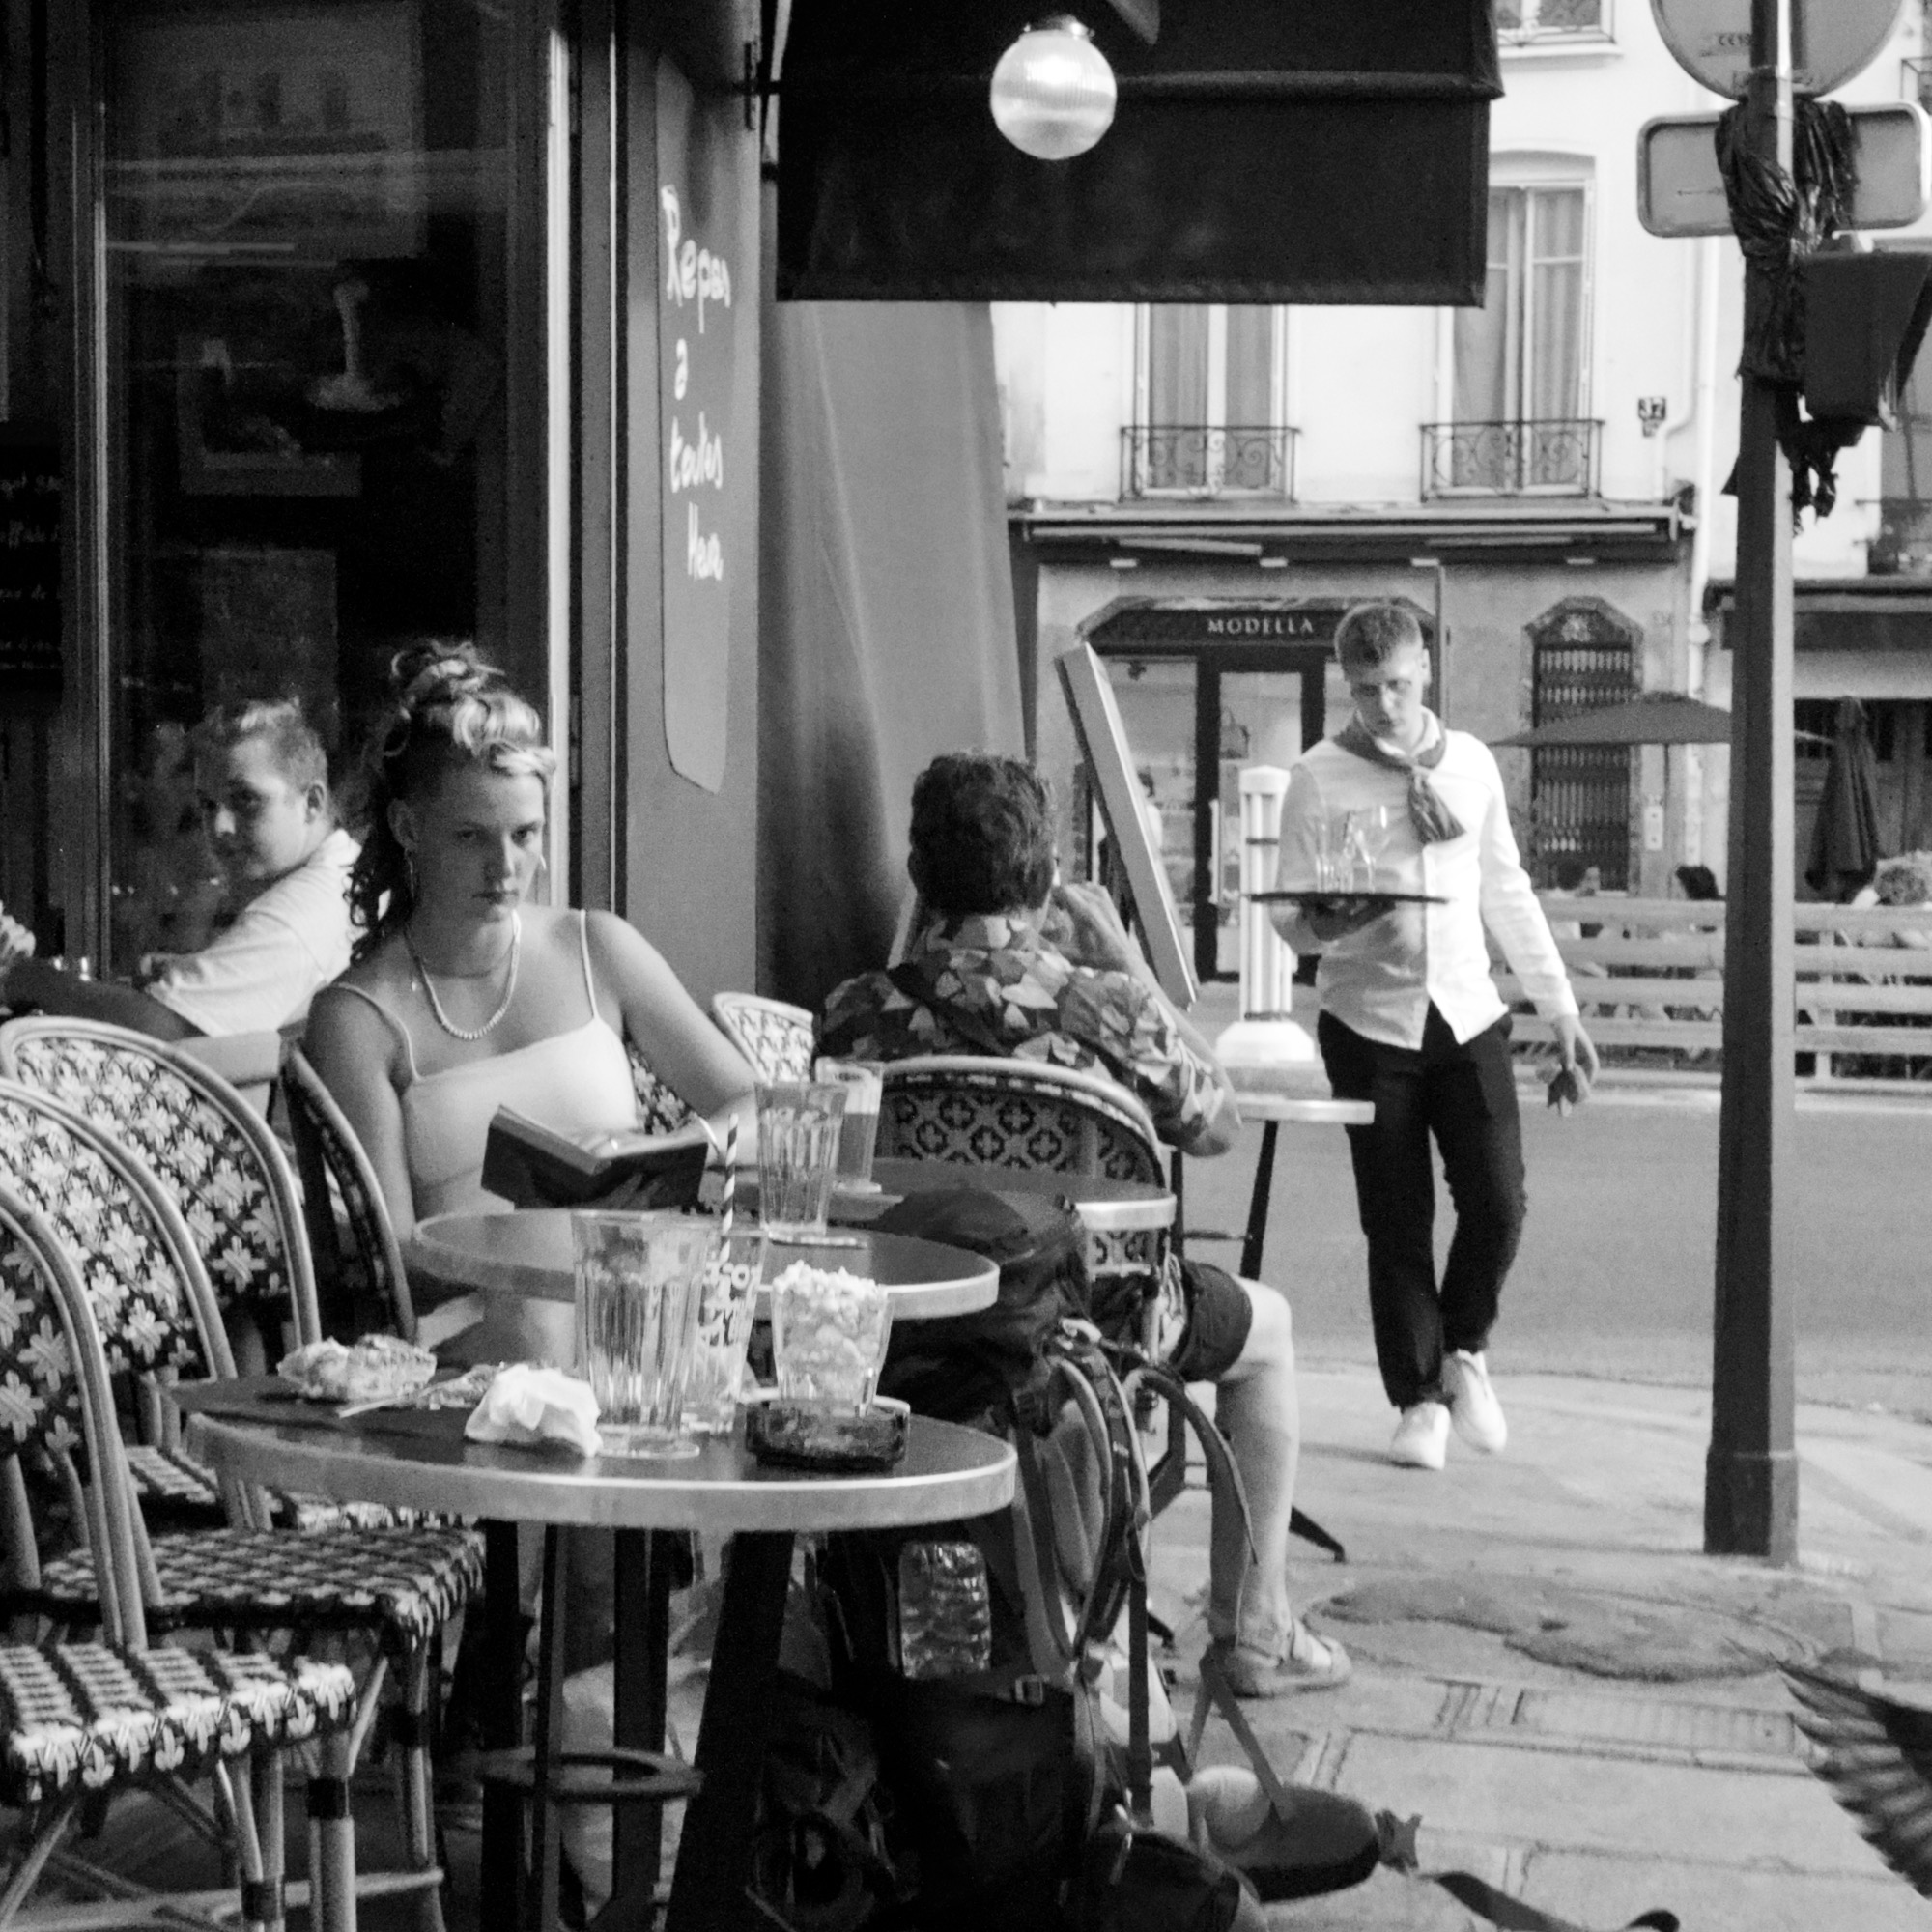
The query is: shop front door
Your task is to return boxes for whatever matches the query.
[1095,645,1339,982]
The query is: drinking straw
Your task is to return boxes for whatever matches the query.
[718,1114,737,1242]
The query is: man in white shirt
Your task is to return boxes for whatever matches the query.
[1272,603,1598,1471]
[0,699,355,1039]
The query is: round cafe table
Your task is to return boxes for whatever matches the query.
[405,1211,999,1360]
[173,1379,1014,1932]
[863,1157,1174,1236]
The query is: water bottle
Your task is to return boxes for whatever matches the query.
[897,1540,993,1680]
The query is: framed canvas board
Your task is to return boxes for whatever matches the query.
[1055,642,1198,1009]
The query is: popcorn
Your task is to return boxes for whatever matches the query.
[278,1335,438,1405]
[770,1262,891,1410]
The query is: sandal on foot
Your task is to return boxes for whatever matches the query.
[1208,1622,1352,1699]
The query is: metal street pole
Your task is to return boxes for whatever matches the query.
[1705,0,1798,1562]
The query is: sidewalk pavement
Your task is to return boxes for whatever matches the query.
[1152,1363,1932,1930]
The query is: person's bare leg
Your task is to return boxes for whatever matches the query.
[1207,1283,1350,1694]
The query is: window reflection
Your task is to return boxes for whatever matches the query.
[100,0,526,969]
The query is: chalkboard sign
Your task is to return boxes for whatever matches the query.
[0,432,60,699]
[657,61,752,793]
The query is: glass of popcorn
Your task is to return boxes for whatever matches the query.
[769,1261,893,1414]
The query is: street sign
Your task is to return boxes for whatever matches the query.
[1639,101,1930,237]
[1651,0,1904,99]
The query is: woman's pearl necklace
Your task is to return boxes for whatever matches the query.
[405,912,522,1041]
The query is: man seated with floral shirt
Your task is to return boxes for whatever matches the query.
[820,751,1350,1699]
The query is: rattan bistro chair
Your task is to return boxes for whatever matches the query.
[711,992,815,1084]
[0,1179,356,1932]
[876,1054,1173,1306]
[0,1021,449,1522]
[875,1056,1343,1555]
[0,1079,477,1932]
[0,1018,322,1365]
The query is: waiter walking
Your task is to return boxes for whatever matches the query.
[1272,602,1599,1471]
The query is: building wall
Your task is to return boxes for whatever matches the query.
[996,0,1932,907]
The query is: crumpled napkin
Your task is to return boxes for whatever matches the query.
[464,1365,602,1457]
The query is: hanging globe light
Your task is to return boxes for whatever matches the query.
[989,16,1117,162]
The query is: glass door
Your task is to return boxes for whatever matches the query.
[1098,647,1333,981]
[95,0,541,970]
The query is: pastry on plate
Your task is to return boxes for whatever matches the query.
[278,1335,439,1404]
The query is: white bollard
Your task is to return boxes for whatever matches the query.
[1217,764,1316,1071]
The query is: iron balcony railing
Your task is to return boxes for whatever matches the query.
[1121,424,1297,500]
[1497,0,1607,41]
[1420,419,1602,498]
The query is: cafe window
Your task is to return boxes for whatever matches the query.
[1448,183,1592,491]
[1130,306,1291,496]
[98,0,539,970]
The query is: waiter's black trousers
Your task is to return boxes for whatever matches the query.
[1318,1005,1526,1410]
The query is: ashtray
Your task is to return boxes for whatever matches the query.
[746,1396,909,1472]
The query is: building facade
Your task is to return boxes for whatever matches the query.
[996,0,1932,984]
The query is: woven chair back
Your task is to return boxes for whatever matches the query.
[282,1047,418,1343]
[0,1018,320,1345]
[0,1182,149,1643]
[628,1047,698,1135]
[875,1054,1166,1185]
[0,1077,230,1385]
[712,992,816,1084]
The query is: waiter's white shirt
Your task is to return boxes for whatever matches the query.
[1273,715,1578,1050]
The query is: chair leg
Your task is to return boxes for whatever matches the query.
[0,1793,80,1927]
[222,1758,268,1932]
[307,1728,358,1932]
[253,1747,288,1932]
[396,1644,447,1932]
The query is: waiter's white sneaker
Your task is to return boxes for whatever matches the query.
[1442,1350,1508,1454]
[1389,1401,1450,1470]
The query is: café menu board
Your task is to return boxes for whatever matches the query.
[658,62,746,794]
[0,434,60,699]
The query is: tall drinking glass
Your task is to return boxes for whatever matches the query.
[571,1212,718,1457]
[813,1058,885,1190]
[1345,805,1397,892]
[756,1083,847,1240]
[683,1229,770,1435]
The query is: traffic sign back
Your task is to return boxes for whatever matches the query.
[1651,0,1904,99]
[1639,102,1930,237]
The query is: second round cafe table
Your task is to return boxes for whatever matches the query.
[173,1381,1015,1932]
[404,1211,1001,1363]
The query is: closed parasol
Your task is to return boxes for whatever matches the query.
[1805,698,1882,901]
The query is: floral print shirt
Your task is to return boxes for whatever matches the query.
[817,913,1230,1154]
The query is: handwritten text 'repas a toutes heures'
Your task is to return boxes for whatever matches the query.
[662,185,728,583]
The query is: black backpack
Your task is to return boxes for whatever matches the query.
[805,1185,1257,1931]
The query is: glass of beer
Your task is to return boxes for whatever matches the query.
[754,1083,847,1239]
[813,1058,885,1191]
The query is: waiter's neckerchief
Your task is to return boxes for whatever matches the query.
[1334,710,1467,844]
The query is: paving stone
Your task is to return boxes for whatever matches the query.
[1322,1574,1800,1681]
[1521,1849,1932,1932]
[1330,1735,1879,1871]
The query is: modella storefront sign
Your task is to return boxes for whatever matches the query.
[1085,600,1350,650]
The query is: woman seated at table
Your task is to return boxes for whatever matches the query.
[305,646,756,1248]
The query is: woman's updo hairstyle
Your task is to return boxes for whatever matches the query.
[348,643,557,957]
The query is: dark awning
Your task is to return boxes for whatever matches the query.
[1704,580,1932,652]
[777,0,1500,303]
